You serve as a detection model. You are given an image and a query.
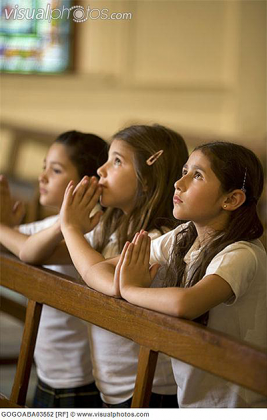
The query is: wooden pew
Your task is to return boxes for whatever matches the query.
[1,251,267,408]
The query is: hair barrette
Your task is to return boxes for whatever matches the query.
[241,167,247,193]
[146,150,164,166]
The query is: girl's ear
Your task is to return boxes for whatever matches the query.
[222,189,246,211]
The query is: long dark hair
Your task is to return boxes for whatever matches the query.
[166,141,264,325]
[55,131,108,178]
[94,124,189,252]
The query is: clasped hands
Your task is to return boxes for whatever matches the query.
[114,231,161,298]
[60,176,103,234]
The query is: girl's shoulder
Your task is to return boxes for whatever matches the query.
[150,222,190,263]
[19,215,59,235]
[207,239,266,274]
[148,226,171,240]
[215,239,266,261]
[206,239,266,303]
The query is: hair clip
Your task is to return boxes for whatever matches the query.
[241,167,247,193]
[146,150,164,166]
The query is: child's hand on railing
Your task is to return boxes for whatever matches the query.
[60,176,103,234]
[0,175,25,227]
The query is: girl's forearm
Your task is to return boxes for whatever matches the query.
[0,223,29,257]
[19,220,65,264]
[89,262,119,296]
[62,226,120,296]
[62,226,110,290]
[121,274,233,320]
[121,285,184,317]
[62,226,105,271]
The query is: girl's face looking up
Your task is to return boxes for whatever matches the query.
[39,143,80,209]
[173,150,229,232]
[97,139,138,214]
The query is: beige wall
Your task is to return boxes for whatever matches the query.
[1,0,266,179]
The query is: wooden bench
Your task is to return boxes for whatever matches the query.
[1,251,267,408]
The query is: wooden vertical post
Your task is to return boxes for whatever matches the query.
[10,300,42,406]
[131,346,158,408]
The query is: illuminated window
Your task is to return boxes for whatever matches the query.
[0,0,73,74]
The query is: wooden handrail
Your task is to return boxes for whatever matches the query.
[1,251,267,407]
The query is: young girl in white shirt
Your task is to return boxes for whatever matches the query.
[0,131,108,408]
[15,124,189,408]
[116,141,267,407]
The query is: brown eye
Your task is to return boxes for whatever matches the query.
[194,171,203,179]
[114,157,122,166]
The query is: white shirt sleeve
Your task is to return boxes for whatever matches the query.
[205,241,258,304]
[84,230,94,246]
[18,215,59,235]
[150,222,189,265]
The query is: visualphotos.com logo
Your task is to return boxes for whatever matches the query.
[4,4,133,23]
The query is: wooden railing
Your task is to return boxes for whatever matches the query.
[1,251,267,408]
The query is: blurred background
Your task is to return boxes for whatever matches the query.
[0,0,266,222]
[1,0,266,211]
[0,0,266,405]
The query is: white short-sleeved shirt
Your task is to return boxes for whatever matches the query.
[150,223,267,407]
[85,228,177,405]
[19,216,94,389]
